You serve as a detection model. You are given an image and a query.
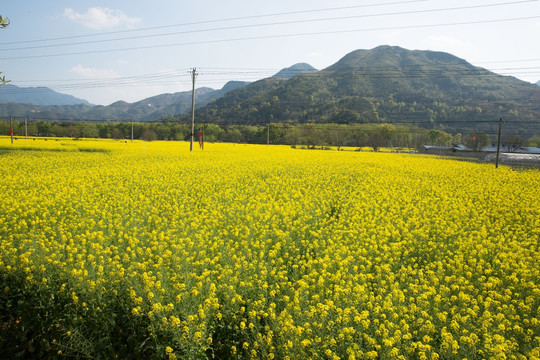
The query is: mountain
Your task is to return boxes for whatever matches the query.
[192,46,540,137]
[0,84,92,106]
[83,87,215,122]
[0,81,249,122]
[83,81,251,121]
[1,47,539,138]
[200,81,251,106]
[273,63,318,79]
[536,80,540,86]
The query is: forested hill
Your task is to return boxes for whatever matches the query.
[0,84,92,106]
[1,46,538,138]
[273,63,318,79]
[0,82,249,122]
[191,45,540,137]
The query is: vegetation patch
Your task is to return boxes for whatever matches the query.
[0,139,539,359]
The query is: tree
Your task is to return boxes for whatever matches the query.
[26,122,38,137]
[111,128,124,140]
[429,129,453,146]
[328,125,350,150]
[50,124,65,137]
[222,127,242,143]
[79,123,99,138]
[379,124,395,146]
[154,123,170,140]
[201,123,223,142]
[66,125,80,138]
[503,135,523,152]
[0,73,8,87]
[329,109,361,123]
[528,136,540,147]
[298,124,318,149]
[368,130,384,152]
[0,15,8,28]
[268,123,288,144]
[37,121,51,136]
[97,123,111,138]
[464,131,490,151]
[140,129,157,141]
[452,133,462,145]
[348,126,368,148]
[1,15,10,87]
[240,125,263,144]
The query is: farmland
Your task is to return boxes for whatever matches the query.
[0,137,539,359]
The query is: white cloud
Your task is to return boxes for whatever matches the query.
[64,7,141,30]
[69,64,118,79]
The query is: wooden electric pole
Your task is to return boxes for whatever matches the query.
[495,118,502,168]
[190,68,198,152]
[9,115,13,144]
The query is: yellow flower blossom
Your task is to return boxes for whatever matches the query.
[0,139,538,359]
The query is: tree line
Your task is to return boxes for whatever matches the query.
[2,118,535,151]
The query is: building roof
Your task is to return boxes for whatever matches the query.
[422,144,540,154]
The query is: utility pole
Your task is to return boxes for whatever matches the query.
[267,123,270,147]
[9,115,13,144]
[190,68,198,152]
[131,121,134,143]
[25,117,28,140]
[201,123,204,150]
[495,118,502,168]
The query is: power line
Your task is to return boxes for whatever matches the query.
[3,1,535,52]
[3,115,537,126]
[0,0,429,46]
[476,58,540,65]
[3,60,539,102]
[2,15,539,60]
[7,69,537,92]
[8,68,275,85]
[5,62,536,94]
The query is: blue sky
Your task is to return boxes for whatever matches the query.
[1,0,539,105]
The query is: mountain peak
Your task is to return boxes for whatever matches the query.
[273,63,318,79]
[325,45,471,72]
[221,81,250,93]
[191,45,539,138]
[0,84,93,106]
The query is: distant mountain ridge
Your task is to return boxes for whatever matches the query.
[0,81,251,122]
[0,84,93,106]
[1,46,539,139]
[0,61,317,121]
[190,45,539,137]
[0,62,316,110]
[273,63,318,79]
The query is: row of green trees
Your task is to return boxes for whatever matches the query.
[2,118,532,151]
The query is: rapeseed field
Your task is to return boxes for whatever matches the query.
[0,137,539,359]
